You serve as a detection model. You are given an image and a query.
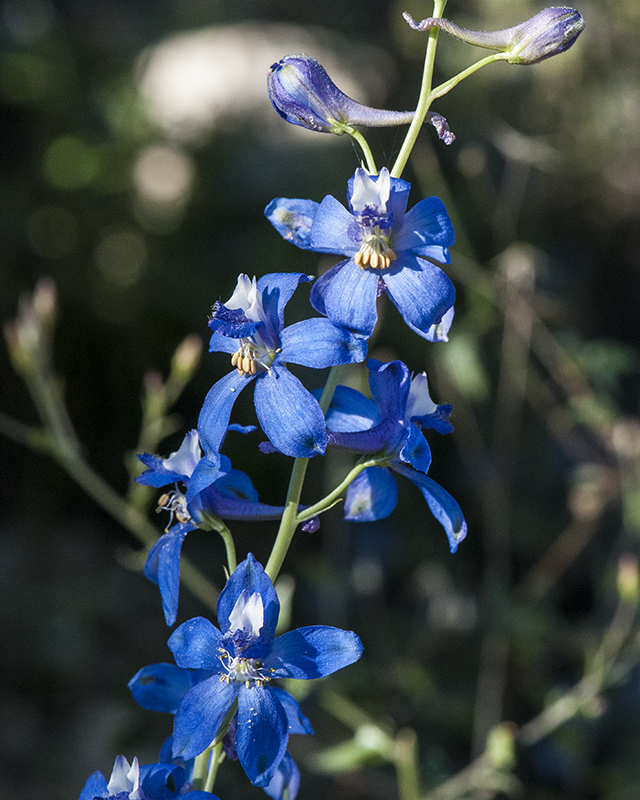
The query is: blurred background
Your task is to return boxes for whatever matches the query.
[2,0,640,798]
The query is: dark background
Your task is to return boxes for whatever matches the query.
[2,0,640,798]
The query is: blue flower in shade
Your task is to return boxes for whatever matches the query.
[265,168,455,340]
[324,359,467,553]
[129,665,308,800]
[136,430,286,626]
[78,755,218,800]
[166,554,362,786]
[192,273,367,494]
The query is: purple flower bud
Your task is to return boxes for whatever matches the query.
[404,7,584,65]
[505,7,585,64]
[267,54,415,134]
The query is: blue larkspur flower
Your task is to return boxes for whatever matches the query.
[324,359,466,552]
[136,430,286,626]
[265,168,455,340]
[192,272,367,490]
[167,554,362,786]
[129,664,308,800]
[78,755,218,800]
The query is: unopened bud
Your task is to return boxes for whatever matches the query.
[4,278,58,375]
[268,54,455,143]
[404,7,585,65]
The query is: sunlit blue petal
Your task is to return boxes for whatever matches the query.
[383,257,455,340]
[310,259,380,337]
[397,424,432,474]
[128,663,212,714]
[281,317,368,368]
[168,617,223,669]
[263,751,301,800]
[217,553,279,646]
[323,384,378,432]
[264,198,319,249]
[344,467,398,521]
[393,195,455,260]
[189,371,254,503]
[265,626,363,679]
[256,272,313,339]
[309,194,360,255]
[271,687,314,735]
[392,464,467,552]
[172,677,238,760]
[253,365,327,458]
[145,522,196,626]
[236,684,289,787]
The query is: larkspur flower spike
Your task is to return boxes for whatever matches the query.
[268,54,455,143]
[403,7,585,65]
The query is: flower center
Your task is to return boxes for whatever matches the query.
[354,226,397,270]
[230,339,281,376]
[218,651,275,688]
[157,489,190,525]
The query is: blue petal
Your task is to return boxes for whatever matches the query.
[172,677,238,760]
[207,330,241,355]
[327,361,409,455]
[236,684,289,787]
[367,360,411,442]
[256,273,312,341]
[393,195,455,261]
[323,385,379,432]
[168,617,223,669]
[199,470,285,521]
[424,305,455,343]
[128,663,212,714]
[265,626,363,679]
[383,256,456,340]
[253,366,327,458]
[78,771,108,800]
[140,762,187,799]
[392,464,467,552]
[271,687,314,735]
[309,194,361,255]
[189,371,253,503]
[217,554,280,646]
[135,453,187,488]
[209,302,264,340]
[264,198,320,250]
[310,258,380,338]
[344,467,398,521]
[281,317,368,368]
[346,171,411,221]
[397,424,432,474]
[145,522,195,626]
[263,751,301,800]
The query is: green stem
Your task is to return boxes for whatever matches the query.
[347,127,377,173]
[395,728,421,800]
[296,456,386,522]
[392,0,447,179]
[430,52,508,101]
[204,742,225,793]
[265,365,346,582]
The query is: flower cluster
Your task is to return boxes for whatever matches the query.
[76,4,584,797]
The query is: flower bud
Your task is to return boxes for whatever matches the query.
[506,7,585,64]
[404,7,584,65]
[267,54,415,134]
